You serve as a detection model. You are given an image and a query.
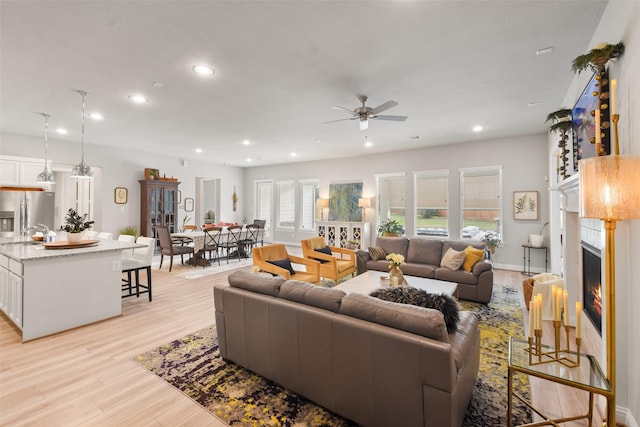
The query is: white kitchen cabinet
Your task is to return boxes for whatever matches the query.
[0,254,8,313]
[0,155,49,186]
[0,254,23,328]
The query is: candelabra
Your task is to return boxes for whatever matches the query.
[526,314,581,368]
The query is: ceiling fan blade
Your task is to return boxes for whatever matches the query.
[370,100,398,115]
[330,106,358,117]
[359,119,368,130]
[322,117,357,124]
[371,114,408,122]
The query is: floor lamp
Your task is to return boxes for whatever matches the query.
[579,154,640,426]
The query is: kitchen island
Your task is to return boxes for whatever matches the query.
[0,238,142,341]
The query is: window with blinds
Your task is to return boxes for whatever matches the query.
[459,166,502,239]
[376,173,406,229]
[300,180,319,230]
[415,170,449,237]
[277,181,295,229]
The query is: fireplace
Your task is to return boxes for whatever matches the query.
[581,242,602,334]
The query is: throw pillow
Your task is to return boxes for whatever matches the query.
[314,245,332,263]
[368,246,387,261]
[369,287,460,332]
[440,247,465,271]
[267,258,296,276]
[463,245,485,272]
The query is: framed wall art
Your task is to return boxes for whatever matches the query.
[513,191,538,220]
[328,181,362,221]
[114,187,128,204]
[184,197,194,212]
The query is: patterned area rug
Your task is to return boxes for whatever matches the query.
[135,282,531,426]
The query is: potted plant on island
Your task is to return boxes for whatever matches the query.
[481,231,503,254]
[377,218,404,237]
[62,208,95,243]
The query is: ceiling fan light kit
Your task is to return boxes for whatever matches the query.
[325,95,407,130]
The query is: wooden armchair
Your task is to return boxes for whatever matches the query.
[252,244,320,284]
[300,237,356,284]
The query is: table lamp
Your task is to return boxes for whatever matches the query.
[358,197,371,221]
[316,198,329,221]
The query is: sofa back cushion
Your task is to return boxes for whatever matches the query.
[228,270,286,296]
[443,240,485,254]
[375,236,409,258]
[340,293,449,343]
[279,280,346,312]
[406,238,443,266]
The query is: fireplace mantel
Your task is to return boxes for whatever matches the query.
[550,173,579,212]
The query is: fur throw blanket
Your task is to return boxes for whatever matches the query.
[370,287,460,332]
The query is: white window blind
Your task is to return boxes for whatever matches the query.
[460,166,502,238]
[415,170,449,237]
[277,181,295,228]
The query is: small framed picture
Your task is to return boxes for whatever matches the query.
[114,187,128,204]
[513,191,538,220]
[184,197,194,212]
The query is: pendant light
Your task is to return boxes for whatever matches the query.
[70,89,94,179]
[35,112,55,184]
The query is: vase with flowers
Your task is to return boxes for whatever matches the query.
[62,208,95,243]
[386,253,405,286]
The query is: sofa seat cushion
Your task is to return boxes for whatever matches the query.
[228,270,286,296]
[369,286,460,332]
[340,293,449,343]
[375,236,410,258]
[279,280,346,312]
[447,311,479,371]
[435,267,479,285]
[406,238,443,266]
[400,263,437,278]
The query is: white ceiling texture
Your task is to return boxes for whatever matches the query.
[0,1,607,167]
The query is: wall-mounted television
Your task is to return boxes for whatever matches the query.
[572,70,610,171]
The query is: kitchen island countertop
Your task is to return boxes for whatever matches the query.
[0,238,142,262]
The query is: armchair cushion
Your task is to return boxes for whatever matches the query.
[314,245,332,262]
[267,258,296,276]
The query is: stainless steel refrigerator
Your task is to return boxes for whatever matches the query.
[0,189,55,238]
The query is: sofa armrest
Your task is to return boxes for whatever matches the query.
[329,246,356,261]
[289,254,321,276]
[472,260,492,276]
[355,250,370,275]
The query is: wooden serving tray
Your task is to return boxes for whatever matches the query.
[43,239,100,249]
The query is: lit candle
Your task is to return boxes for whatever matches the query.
[536,294,543,330]
[563,289,569,324]
[529,301,535,338]
[576,302,582,339]
[595,109,602,151]
[611,79,617,116]
[551,286,557,321]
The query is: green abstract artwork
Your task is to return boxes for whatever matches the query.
[329,182,362,221]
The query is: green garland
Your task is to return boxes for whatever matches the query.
[571,42,625,74]
[546,108,572,134]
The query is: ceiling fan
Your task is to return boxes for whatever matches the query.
[324,95,408,130]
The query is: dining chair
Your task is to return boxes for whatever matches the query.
[98,232,113,240]
[122,236,155,301]
[85,230,99,240]
[240,223,260,256]
[253,219,266,246]
[157,226,194,271]
[218,225,243,263]
[203,226,223,267]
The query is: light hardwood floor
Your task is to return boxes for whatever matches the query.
[0,267,605,426]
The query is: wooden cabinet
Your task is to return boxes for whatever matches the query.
[317,221,372,249]
[139,180,180,245]
[0,254,23,328]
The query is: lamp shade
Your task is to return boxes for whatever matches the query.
[579,155,640,220]
[358,197,371,208]
[316,198,329,208]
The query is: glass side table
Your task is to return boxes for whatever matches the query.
[508,337,612,426]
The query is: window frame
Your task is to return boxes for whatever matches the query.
[414,169,450,238]
[459,165,503,240]
[299,179,319,231]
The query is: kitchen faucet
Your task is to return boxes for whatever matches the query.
[22,224,50,236]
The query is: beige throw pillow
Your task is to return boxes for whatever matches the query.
[368,246,387,261]
[440,247,465,271]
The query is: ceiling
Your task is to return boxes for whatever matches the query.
[0,1,607,167]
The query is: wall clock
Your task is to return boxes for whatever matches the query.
[115,187,128,204]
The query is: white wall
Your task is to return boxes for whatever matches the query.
[0,132,245,236]
[552,2,639,424]
[244,133,550,271]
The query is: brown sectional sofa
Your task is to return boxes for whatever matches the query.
[214,270,480,427]
[357,237,493,303]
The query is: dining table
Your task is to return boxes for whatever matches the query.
[171,226,253,267]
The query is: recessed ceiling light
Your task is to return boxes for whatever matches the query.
[528,102,540,107]
[472,125,483,132]
[193,65,214,76]
[364,141,373,148]
[290,152,297,157]
[129,94,149,104]
[314,139,321,143]
[89,113,103,120]
[536,47,554,56]
[195,148,203,153]
[246,158,253,162]
[55,128,67,134]
[243,140,251,145]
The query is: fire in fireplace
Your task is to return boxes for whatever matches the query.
[581,242,602,335]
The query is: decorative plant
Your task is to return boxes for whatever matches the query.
[571,42,625,74]
[182,215,192,225]
[385,253,405,268]
[481,231,503,249]
[546,108,573,180]
[347,239,359,245]
[119,226,138,238]
[539,221,549,235]
[62,208,95,233]
[377,218,404,236]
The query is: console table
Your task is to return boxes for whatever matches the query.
[521,243,547,276]
[317,221,371,249]
[507,337,612,426]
